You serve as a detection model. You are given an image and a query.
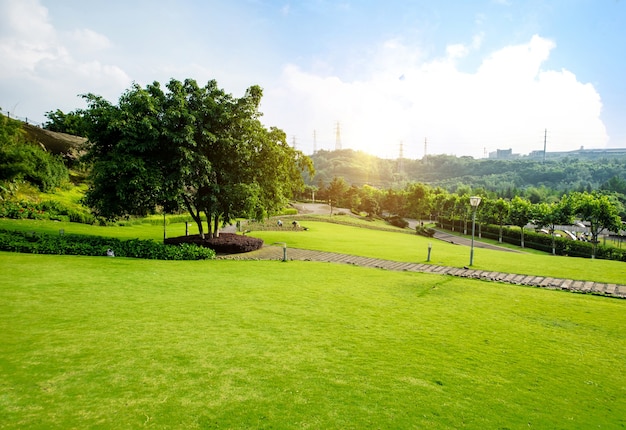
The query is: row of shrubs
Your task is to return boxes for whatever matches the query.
[0,229,216,260]
[437,217,626,262]
[0,199,96,224]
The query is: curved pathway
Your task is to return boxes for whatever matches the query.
[220,245,626,299]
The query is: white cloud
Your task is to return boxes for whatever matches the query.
[65,28,112,53]
[263,34,608,158]
[0,0,130,121]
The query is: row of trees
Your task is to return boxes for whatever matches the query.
[72,78,313,238]
[302,177,624,258]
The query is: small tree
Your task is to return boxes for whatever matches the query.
[572,191,624,258]
[484,198,510,243]
[508,196,533,248]
[327,176,349,215]
[533,197,573,255]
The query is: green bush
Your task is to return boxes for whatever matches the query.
[416,225,435,237]
[0,229,215,260]
[386,215,409,229]
[0,199,94,224]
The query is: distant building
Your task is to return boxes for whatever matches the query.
[488,148,518,159]
[528,146,626,160]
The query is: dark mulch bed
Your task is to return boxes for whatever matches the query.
[164,233,264,254]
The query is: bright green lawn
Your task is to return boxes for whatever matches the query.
[1,253,625,428]
[249,220,626,285]
[1,217,624,285]
[0,217,202,241]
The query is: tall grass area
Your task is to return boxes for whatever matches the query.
[1,253,625,428]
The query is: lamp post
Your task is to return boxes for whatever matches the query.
[469,196,482,266]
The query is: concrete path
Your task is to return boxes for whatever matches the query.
[220,245,626,299]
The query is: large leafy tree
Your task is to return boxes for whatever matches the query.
[81,78,313,238]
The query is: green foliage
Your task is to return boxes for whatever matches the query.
[437,218,626,262]
[0,199,95,224]
[386,215,409,229]
[43,109,88,136]
[415,225,435,237]
[308,150,626,198]
[0,229,215,260]
[80,78,314,239]
[0,115,69,192]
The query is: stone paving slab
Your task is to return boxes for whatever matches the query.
[219,245,626,299]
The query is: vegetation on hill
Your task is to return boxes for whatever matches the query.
[0,114,69,193]
[307,149,626,199]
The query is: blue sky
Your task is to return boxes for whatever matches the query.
[1,0,624,158]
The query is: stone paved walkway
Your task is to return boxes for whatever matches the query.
[220,245,626,299]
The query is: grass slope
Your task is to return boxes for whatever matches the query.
[250,220,626,285]
[1,253,625,428]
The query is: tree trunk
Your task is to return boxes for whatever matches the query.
[213,213,220,238]
[183,197,204,239]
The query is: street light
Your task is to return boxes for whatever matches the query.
[469,196,482,266]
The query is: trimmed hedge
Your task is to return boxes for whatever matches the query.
[0,229,215,260]
[437,217,626,262]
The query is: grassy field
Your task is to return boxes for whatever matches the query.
[1,252,625,429]
[249,220,626,285]
[2,216,624,285]
[0,217,202,241]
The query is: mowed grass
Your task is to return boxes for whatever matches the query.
[1,217,625,285]
[0,217,202,241]
[250,220,626,285]
[1,252,626,428]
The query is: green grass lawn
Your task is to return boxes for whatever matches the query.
[0,217,203,241]
[1,252,625,428]
[2,216,624,285]
[249,220,626,285]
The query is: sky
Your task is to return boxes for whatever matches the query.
[1,0,625,159]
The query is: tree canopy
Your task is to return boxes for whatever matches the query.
[81,78,313,238]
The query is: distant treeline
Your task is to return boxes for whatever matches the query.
[306,149,626,200]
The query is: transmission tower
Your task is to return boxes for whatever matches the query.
[335,121,342,150]
[313,129,317,153]
[543,128,547,163]
[398,141,405,175]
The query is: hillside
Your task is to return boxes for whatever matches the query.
[22,123,86,163]
[307,149,626,196]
